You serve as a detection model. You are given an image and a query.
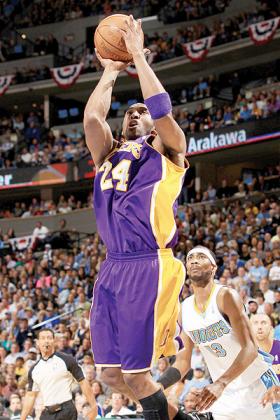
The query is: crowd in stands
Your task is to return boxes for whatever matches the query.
[0,185,279,417]
[0,77,279,170]
[0,109,89,169]
[1,0,278,80]
[4,0,232,29]
[0,194,93,219]
[174,85,280,135]
[0,0,27,29]
[159,0,230,24]
[0,163,279,220]
[0,34,59,63]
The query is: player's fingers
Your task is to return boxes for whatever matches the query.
[197,394,215,411]
[144,48,151,55]
[203,396,216,411]
[129,14,135,28]
[137,18,142,30]
[116,27,126,37]
[196,391,212,409]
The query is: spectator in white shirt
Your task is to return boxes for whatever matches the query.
[105,393,135,418]
[269,257,280,282]
[259,277,275,304]
[4,343,22,365]
[31,221,49,251]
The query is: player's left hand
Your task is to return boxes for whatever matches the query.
[118,15,150,58]
[261,385,280,406]
[195,381,226,412]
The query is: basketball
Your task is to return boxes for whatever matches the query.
[94,14,144,62]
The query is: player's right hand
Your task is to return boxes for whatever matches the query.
[261,385,280,406]
[194,381,226,412]
[95,48,131,71]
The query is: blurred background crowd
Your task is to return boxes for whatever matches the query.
[0,0,279,418]
[0,190,279,417]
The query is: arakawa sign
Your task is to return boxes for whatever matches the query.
[187,120,280,156]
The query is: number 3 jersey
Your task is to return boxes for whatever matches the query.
[93,135,187,253]
[182,284,269,390]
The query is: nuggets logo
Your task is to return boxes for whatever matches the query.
[190,320,230,344]
[119,142,142,159]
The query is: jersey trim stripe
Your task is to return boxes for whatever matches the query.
[152,250,186,362]
[194,283,217,315]
[150,156,186,248]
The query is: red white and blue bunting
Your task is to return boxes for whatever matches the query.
[182,36,215,62]
[51,63,84,88]
[249,17,280,46]
[0,75,14,96]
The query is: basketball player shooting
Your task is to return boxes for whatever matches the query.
[84,15,189,420]
[157,246,280,420]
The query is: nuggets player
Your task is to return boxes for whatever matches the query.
[84,15,188,420]
[250,313,280,381]
[157,246,280,420]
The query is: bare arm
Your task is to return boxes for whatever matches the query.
[196,288,258,411]
[122,16,186,164]
[172,332,194,377]
[158,331,193,389]
[216,287,258,386]
[20,391,38,420]
[79,378,98,419]
[83,54,129,167]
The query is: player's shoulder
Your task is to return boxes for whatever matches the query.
[217,285,239,300]
[217,286,244,312]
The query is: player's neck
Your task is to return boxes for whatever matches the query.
[193,280,215,313]
[256,337,273,353]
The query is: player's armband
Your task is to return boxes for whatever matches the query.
[144,93,172,120]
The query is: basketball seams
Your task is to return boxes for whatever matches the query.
[96,28,128,55]
[94,14,144,62]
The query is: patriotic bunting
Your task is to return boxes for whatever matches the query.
[50,63,84,88]
[0,75,14,96]
[249,17,280,46]
[182,36,215,62]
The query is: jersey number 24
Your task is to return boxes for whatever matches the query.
[99,159,131,192]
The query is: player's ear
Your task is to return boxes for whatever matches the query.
[212,265,217,277]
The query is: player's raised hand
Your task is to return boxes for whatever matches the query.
[119,15,150,58]
[261,385,280,406]
[195,381,226,412]
[95,48,131,71]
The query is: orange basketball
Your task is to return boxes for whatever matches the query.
[94,14,144,62]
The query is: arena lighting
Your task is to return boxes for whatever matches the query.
[21,33,27,39]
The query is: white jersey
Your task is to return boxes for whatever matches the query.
[182,284,269,390]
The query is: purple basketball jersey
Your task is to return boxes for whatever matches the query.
[93,136,187,253]
[271,339,280,381]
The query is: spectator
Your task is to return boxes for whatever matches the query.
[105,392,135,418]
[247,298,259,318]
[4,343,22,365]
[248,258,268,284]
[269,257,280,282]
[31,221,49,251]
[179,366,210,403]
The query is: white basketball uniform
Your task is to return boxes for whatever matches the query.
[182,284,280,420]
